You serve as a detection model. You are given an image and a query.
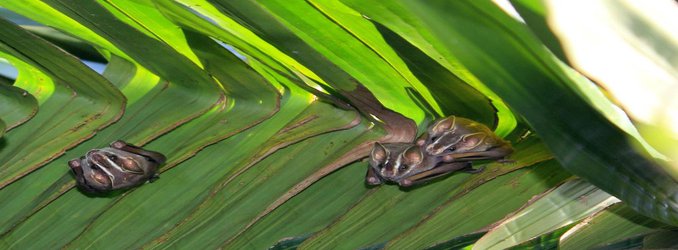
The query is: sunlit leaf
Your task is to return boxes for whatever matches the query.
[0,17,125,188]
[386,159,569,249]
[559,203,671,250]
[341,0,517,136]
[545,1,678,171]
[0,0,675,248]
[474,179,620,249]
[388,0,678,226]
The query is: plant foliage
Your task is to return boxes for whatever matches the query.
[0,0,676,249]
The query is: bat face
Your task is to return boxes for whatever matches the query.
[418,116,513,162]
[367,142,447,187]
[366,142,476,187]
[68,140,165,194]
[366,116,511,188]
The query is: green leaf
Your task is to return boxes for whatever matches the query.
[207,0,425,123]
[0,1,675,248]
[385,159,569,249]
[640,231,678,249]
[387,0,678,226]
[97,0,203,65]
[0,118,5,137]
[506,226,571,250]
[0,16,125,188]
[309,0,444,117]
[269,234,312,250]
[594,230,678,250]
[425,232,485,250]
[514,0,678,178]
[223,161,369,249]
[2,1,130,59]
[300,138,560,249]
[22,25,107,62]
[0,83,37,130]
[138,103,366,248]
[2,1,223,143]
[341,0,517,136]
[0,30,279,245]
[510,0,672,168]
[560,203,672,250]
[473,179,620,249]
[154,0,318,81]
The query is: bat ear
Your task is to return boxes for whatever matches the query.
[415,133,427,146]
[370,142,388,162]
[402,145,423,165]
[68,159,82,169]
[431,116,455,134]
[461,133,486,149]
[68,158,85,181]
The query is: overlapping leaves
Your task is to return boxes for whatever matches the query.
[0,0,675,249]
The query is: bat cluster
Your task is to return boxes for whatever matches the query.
[366,116,513,187]
[68,140,166,194]
[68,117,510,193]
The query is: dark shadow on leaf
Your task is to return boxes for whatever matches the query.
[372,21,496,126]
[399,171,477,192]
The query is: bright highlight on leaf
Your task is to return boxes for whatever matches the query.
[543,0,678,176]
[474,179,620,250]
